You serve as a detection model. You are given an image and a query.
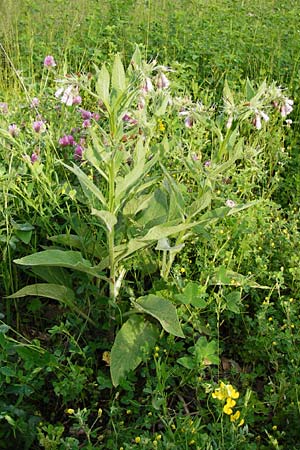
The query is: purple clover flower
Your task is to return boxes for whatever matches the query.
[59,135,75,146]
[72,95,82,105]
[44,55,56,68]
[80,109,92,120]
[82,119,91,128]
[31,152,39,164]
[32,120,46,133]
[74,145,84,160]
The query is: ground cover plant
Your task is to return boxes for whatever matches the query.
[1,1,300,449]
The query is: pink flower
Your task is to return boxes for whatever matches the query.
[32,120,46,133]
[204,160,211,168]
[80,109,92,120]
[31,152,39,163]
[82,119,91,128]
[0,102,8,114]
[74,145,84,160]
[59,135,75,146]
[44,55,56,68]
[8,124,20,137]
[92,112,100,121]
[30,97,39,108]
[72,95,82,105]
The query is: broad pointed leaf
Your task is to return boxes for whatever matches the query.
[136,294,184,338]
[110,315,158,387]
[112,54,126,93]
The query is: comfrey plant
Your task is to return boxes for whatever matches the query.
[10,48,262,386]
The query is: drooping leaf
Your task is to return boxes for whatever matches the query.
[110,315,158,387]
[14,250,106,280]
[8,283,96,326]
[135,294,184,338]
[91,209,117,232]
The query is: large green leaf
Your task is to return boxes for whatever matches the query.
[110,315,158,387]
[8,283,96,326]
[14,250,107,280]
[135,294,184,338]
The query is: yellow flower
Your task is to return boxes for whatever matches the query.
[223,398,236,415]
[157,119,165,132]
[135,436,141,444]
[238,418,245,427]
[212,381,227,401]
[66,408,75,415]
[227,384,239,399]
[230,410,241,422]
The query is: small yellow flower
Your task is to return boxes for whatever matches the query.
[227,384,239,399]
[156,434,162,441]
[98,408,103,417]
[180,267,186,274]
[272,425,277,431]
[230,410,241,422]
[223,398,236,415]
[155,346,160,352]
[135,436,141,443]
[153,440,158,447]
[238,419,245,427]
[66,408,75,415]
[102,351,111,366]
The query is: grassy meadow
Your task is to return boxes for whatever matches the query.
[1,0,300,448]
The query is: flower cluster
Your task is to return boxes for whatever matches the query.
[212,381,244,426]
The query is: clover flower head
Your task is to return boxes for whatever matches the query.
[226,199,236,208]
[0,102,8,114]
[80,109,92,120]
[31,152,39,164]
[74,145,84,160]
[8,124,20,137]
[44,55,56,68]
[59,134,75,147]
[72,95,82,105]
[33,120,46,133]
[31,97,39,108]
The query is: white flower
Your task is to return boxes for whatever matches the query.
[226,199,236,208]
[55,85,79,106]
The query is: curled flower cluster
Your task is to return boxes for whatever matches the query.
[212,381,244,426]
